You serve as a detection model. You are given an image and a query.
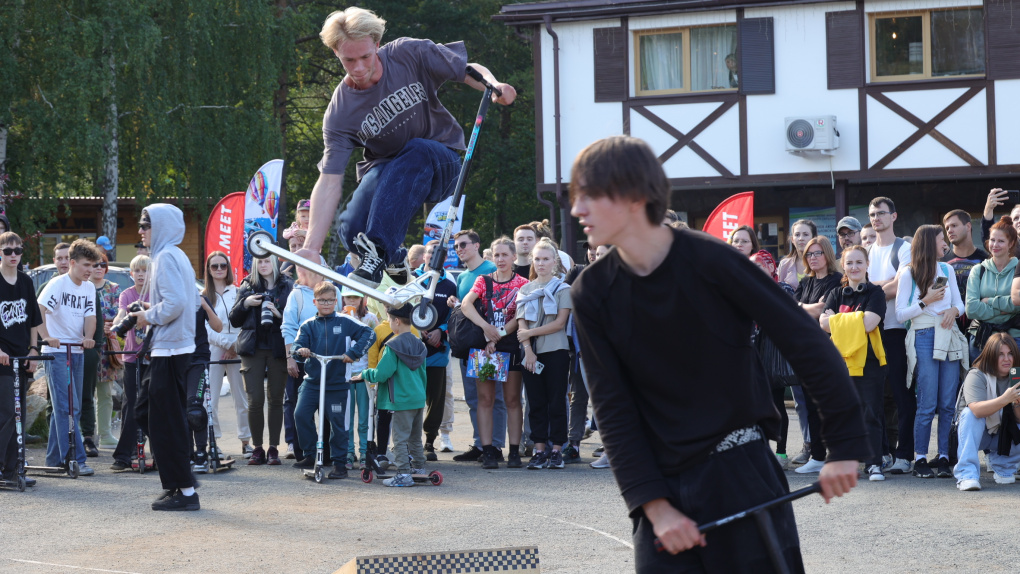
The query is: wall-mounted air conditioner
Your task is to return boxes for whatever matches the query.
[785,116,839,153]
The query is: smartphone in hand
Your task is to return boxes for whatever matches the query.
[933,276,948,289]
[534,361,545,374]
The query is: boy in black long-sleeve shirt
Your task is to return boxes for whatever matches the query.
[568,136,869,573]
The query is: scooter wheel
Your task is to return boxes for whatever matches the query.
[428,470,443,486]
[138,460,145,475]
[247,230,274,259]
[68,461,80,479]
[314,467,325,484]
[411,302,438,331]
[361,468,373,483]
[17,476,26,492]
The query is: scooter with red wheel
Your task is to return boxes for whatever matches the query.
[25,343,84,479]
[193,359,238,473]
[0,354,55,491]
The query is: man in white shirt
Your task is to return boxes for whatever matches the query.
[39,239,100,475]
[866,196,915,474]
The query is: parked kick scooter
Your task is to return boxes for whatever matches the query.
[25,343,84,479]
[0,354,55,492]
[354,376,442,486]
[654,482,822,574]
[102,349,154,474]
[246,66,504,332]
[194,359,239,473]
[297,351,348,484]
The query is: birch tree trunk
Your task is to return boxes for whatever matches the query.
[0,123,8,215]
[99,49,119,259]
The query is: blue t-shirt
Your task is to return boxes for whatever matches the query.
[456,260,496,301]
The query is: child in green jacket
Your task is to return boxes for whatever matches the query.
[358,304,427,487]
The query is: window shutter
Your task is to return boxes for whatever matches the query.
[826,10,864,89]
[593,26,627,102]
[987,0,1020,79]
[738,18,775,95]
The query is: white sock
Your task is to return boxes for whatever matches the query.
[180,487,195,496]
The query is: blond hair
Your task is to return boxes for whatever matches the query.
[529,238,565,280]
[320,7,386,51]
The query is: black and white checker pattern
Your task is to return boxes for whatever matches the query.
[352,547,540,573]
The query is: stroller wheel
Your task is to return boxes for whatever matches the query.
[428,470,443,486]
[68,461,80,479]
[361,468,373,483]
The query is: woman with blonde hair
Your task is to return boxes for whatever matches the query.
[794,235,842,320]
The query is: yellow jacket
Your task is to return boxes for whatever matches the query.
[367,321,419,369]
[829,311,887,376]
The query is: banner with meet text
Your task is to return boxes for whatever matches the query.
[205,192,246,282]
[703,191,754,242]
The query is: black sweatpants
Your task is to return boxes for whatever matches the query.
[0,368,30,477]
[137,355,195,490]
[80,347,99,437]
[113,361,146,465]
[185,362,209,453]
[423,366,447,445]
[770,385,789,455]
[522,349,570,446]
[632,439,804,573]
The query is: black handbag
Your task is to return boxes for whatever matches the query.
[448,277,494,360]
[754,329,798,388]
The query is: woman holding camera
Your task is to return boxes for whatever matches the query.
[229,255,292,465]
[953,332,1020,491]
[896,224,965,480]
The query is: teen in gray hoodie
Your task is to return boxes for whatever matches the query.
[131,204,200,511]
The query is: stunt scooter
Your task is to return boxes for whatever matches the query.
[354,375,442,486]
[25,343,84,479]
[193,359,239,473]
[246,65,504,332]
[0,354,54,492]
[102,349,155,474]
[299,351,346,484]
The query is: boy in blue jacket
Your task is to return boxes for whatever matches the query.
[292,282,376,479]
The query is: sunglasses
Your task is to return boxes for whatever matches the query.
[209,263,229,270]
[2,247,23,256]
[139,222,151,230]
[95,262,108,268]
[455,241,474,249]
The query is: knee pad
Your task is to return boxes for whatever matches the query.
[186,397,208,432]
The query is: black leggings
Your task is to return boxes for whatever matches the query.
[771,385,790,455]
[522,349,570,446]
[423,366,447,444]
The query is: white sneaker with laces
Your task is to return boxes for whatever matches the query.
[242,443,254,459]
[79,463,95,476]
[439,434,454,453]
[881,454,893,470]
[383,473,415,487]
[795,458,825,474]
[957,479,981,491]
[867,464,885,482]
[285,444,295,459]
[886,457,912,474]
[993,473,1015,485]
[590,452,610,469]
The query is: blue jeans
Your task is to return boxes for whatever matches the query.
[295,384,349,467]
[460,359,506,449]
[790,385,810,444]
[953,407,1020,481]
[347,380,370,458]
[339,138,461,264]
[913,328,959,459]
[46,352,86,467]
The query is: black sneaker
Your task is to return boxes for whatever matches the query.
[935,457,953,478]
[328,464,348,479]
[424,443,438,462]
[913,458,935,478]
[548,450,565,469]
[83,438,99,458]
[110,459,132,471]
[507,451,523,468]
[193,451,209,473]
[528,450,550,470]
[152,490,200,511]
[480,446,499,469]
[349,233,385,288]
[561,444,581,464]
[154,489,177,502]
[493,448,505,462]
[293,456,314,469]
[453,445,483,462]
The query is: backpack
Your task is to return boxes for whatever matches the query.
[889,237,907,272]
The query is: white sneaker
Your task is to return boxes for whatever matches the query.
[867,464,885,482]
[284,444,295,459]
[590,453,610,469]
[957,479,981,491]
[795,458,825,474]
[383,473,415,487]
[881,454,893,470]
[775,453,789,469]
[993,473,1015,485]
[79,463,95,476]
[886,457,912,474]
[242,443,253,459]
[376,454,391,471]
[439,434,454,453]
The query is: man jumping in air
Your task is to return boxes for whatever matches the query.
[303,6,517,288]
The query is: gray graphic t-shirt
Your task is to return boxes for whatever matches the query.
[318,37,469,180]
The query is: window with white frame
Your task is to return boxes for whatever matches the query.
[634,24,738,95]
[870,8,984,82]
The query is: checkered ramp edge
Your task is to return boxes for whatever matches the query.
[340,546,540,573]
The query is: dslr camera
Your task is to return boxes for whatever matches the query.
[113,302,144,337]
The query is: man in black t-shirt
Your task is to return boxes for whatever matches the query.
[0,232,57,486]
[569,136,867,572]
[942,209,989,334]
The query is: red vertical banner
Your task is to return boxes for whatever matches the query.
[205,192,247,283]
[703,191,754,242]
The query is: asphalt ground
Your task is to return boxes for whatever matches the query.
[3,373,1019,574]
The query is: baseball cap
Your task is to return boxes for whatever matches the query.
[297,199,311,211]
[96,236,114,250]
[387,303,413,319]
[836,216,862,232]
